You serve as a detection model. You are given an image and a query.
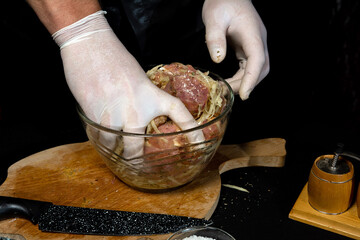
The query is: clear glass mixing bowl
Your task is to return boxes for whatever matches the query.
[77,70,234,192]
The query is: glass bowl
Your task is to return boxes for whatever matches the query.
[168,226,236,240]
[77,70,234,192]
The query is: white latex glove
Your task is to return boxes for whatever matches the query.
[52,11,204,158]
[202,0,270,100]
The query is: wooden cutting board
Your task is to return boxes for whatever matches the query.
[0,138,286,240]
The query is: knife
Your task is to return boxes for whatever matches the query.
[0,196,212,236]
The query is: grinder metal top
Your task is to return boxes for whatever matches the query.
[317,143,360,175]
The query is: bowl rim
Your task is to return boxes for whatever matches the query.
[167,226,236,240]
[77,69,234,137]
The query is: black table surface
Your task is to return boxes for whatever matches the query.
[0,110,359,240]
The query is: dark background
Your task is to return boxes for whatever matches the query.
[1,0,360,239]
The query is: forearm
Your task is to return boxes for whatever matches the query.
[26,0,101,34]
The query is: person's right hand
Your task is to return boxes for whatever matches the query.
[202,0,269,100]
[52,11,204,158]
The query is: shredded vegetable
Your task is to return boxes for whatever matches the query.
[222,184,250,193]
[146,63,225,128]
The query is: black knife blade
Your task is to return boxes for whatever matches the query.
[0,196,212,236]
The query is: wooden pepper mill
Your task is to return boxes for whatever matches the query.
[308,144,356,215]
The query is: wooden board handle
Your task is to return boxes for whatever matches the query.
[211,138,286,174]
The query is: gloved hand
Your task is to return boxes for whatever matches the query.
[202,0,270,100]
[52,11,204,158]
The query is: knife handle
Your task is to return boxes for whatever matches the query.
[0,196,52,224]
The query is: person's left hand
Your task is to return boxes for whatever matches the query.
[202,0,269,100]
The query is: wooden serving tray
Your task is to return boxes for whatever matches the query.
[289,183,360,239]
[0,138,286,240]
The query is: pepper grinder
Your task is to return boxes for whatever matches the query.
[308,143,357,215]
